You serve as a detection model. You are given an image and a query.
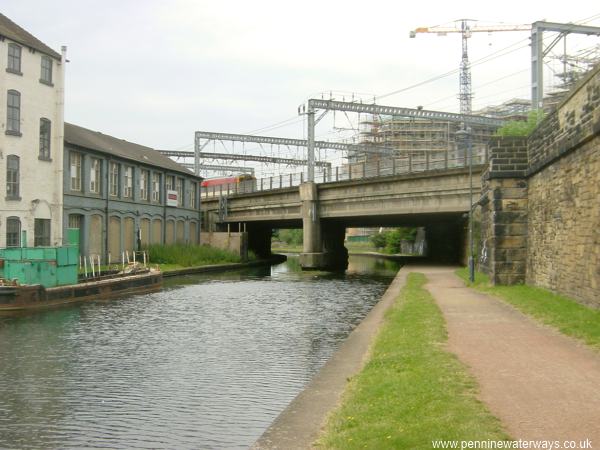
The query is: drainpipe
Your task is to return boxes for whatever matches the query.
[56,46,67,246]
[162,171,167,245]
[104,158,110,263]
[197,180,201,244]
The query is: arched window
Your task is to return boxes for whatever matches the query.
[6,217,21,247]
[6,90,21,134]
[7,43,22,73]
[6,155,19,199]
[40,55,53,84]
[39,118,51,159]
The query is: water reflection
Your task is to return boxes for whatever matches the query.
[0,255,401,449]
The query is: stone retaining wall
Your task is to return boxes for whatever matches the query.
[527,136,600,307]
[482,64,600,307]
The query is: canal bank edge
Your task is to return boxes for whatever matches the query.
[251,266,409,450]
[161,254,287,277]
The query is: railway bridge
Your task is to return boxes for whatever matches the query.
[201,165,483,269]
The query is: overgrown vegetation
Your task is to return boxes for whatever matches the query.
[144,244,241,268]
[316,273,509,449]
[370,227,417,254]
[272,229,303,247]
[456,268,600,349]
[495,110,543,137]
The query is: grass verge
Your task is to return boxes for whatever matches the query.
[316,272,509,449]
[144,244,242,268]
[456,268,600,349]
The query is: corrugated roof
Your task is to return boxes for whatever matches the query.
[64,123,200,179]
[0,13,61,60]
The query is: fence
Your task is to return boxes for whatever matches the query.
[201,150,487,198]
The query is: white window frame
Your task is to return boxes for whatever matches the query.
[90,158,101,194]
[124,166,133,198]
[140,170,149,200]
[152,172,160,202]
[176,178,183,206]
[70,152,82,191]
[109,161,119,197]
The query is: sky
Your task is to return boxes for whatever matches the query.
[3,1,600,176]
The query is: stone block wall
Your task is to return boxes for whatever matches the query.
[527,129,600,307]
[200,231,248,260]
[479,137,528,284]
[488,136,529,178]
[528,67,600,174]
[526,65,600,307]
[481,64,600,307]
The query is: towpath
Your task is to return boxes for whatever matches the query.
[417,266,600,445]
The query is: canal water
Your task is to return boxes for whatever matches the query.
[0,255,401,449]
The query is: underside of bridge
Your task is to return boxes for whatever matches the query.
[240,211,467,269]
[204,169,478,270]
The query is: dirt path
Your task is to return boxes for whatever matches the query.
[414,266,600,444]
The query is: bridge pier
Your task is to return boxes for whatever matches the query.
[299,182,325,269]
[299,183,347,270]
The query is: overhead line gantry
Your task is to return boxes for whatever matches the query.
[298,98,506,182]
[169,131,415,176]
[170,102,506,181]
[410,20,600,111]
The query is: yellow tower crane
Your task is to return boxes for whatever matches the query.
[410,20,531,117]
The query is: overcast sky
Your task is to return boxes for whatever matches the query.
[4,1,600,173]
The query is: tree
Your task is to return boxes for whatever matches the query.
[370,232,387,249]
[275,229,303,246]
[370,227,417,253]
[495,110,543,137]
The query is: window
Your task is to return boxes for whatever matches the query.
[90,158,101,193]
[40,56,53,84]
[189,182,196,209]
[39,118,51,159]
[6,90,21,134]
[6,217,21,247]
[140,170,148,200]
[6,155,19,199]
[109,162,119,196]
[152,173,160,202]
[34,219,51,247]
[7,44,21,74]
[165,175,175,191]
[70,152,82,191]
[124,166,133,198]
[68,214,82,229]
[176,178,183,206]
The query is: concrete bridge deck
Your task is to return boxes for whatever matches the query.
[201,166,484,270]
[202,166,483,227]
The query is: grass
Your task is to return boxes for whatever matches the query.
[77,245,250,276]
[456,268,600,350]
[316,272,509,449]
[144,244,242,268]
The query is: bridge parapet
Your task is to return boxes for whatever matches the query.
[200,152,487,199]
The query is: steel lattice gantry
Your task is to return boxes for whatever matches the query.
[299,98,506,182]
[180,163,256,176]
[531,21,600,109]
[171,131,410,176]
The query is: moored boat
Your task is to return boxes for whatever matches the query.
[0,268,162,313]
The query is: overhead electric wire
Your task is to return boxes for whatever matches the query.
[171,14,600,162]
[375,14,600,103]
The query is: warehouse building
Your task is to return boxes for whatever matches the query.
[63,123,202,262]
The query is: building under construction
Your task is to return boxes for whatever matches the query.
[350,98,531,169]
